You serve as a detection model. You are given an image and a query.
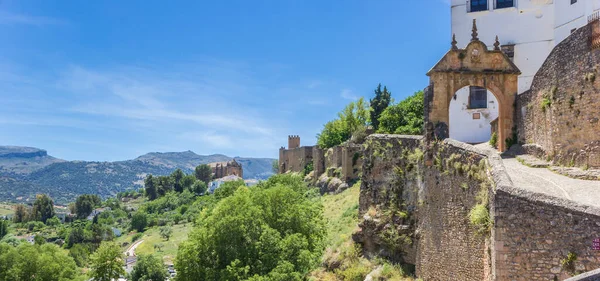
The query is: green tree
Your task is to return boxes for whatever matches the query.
[195,164,213,184]
[75,194,101,219]
[182,174,196,191]
[144,174,158,200]
[69,243,91,267]
[0,219,8,239]
[157,176,175,197]
[272,159,279,174]
[172,169,185,193]
[131,211,148,232]
[377,90,424,135]
[370,83,392,130]
[317,98,370,148]
[192,181,208,195]
[159,226,173,241]
[13,204,29,223]
[175,175,326,281]
[130,254,167,281]
[31,194,55,223]
[45,216,61,226]
[0,243,81,281]
[89,242,125,281]
[34,234,45,245]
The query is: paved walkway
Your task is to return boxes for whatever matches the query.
[474,143,600,208]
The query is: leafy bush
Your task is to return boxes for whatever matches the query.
[131,232,143,243]
[377,91,424,135]
[130,254,168,281]
[317,98,369,149]
[176,176,326,280]
[489,132,498,148]
[0,243,81,280]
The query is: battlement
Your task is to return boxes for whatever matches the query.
[287,135,300,149]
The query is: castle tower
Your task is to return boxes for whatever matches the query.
[288,135,300,149]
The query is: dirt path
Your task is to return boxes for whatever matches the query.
[125,239,144,257]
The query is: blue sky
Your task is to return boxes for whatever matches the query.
[0,0,450,161]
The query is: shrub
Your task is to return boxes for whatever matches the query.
[489,132,498,148]
[131,232,143,243]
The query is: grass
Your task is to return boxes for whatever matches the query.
[321,182,360,249]
[115,223,193,264]
[0,203,14,217]
[313,181,415,281]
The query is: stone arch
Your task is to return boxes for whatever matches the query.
[425,20,520,151]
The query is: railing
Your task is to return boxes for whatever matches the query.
[589,11,600,49]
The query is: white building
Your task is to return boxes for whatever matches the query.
[452,0,600,94]
[449,0,600,143]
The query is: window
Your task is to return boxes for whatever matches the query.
[571,0,577,4]
[496,0,514,9]
[469,86,487,109]
[469,0,488,12]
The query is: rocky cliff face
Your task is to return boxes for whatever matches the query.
[0,146,49,158]
[353,134,423,265]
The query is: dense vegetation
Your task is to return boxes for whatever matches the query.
[377,91,424,135]
[316,85,424,149]
[176,174,326,280]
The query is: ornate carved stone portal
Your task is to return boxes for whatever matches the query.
[426,19,520,151]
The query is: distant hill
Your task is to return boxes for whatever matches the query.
[0,146,65,176]
[0,146,275,204]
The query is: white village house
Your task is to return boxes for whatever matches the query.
[448,0,600,143]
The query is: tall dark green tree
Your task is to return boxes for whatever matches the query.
[156,176,175,197]
[0,219,8,239]
[31,194,55,223]
[144,174,158,200]
[74,194,101,219]
[369,83,392,131]
[171,169,185,193]
[194,164,213,184]
[182,174,196,191]
[131,211,147,233]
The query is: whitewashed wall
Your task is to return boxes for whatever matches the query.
[554,0,600,43]
[449,86,499,144]
[451,0,555,94]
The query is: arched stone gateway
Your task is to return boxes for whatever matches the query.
[426,20,520,151]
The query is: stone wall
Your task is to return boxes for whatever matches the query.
[516,23,600,168]
[416,139,493,281]
[341,144,362,182]
[354,134,424,265]
[494,189,600,280]
[278,146,314,174]
[325,146,343,169]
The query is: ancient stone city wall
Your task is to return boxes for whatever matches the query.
[516,23,600,168]
[355,134,600,280]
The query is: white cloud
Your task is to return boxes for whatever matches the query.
[340,88,358,100]
[0,11,65,26]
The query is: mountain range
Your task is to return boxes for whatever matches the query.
[0,146,275,204]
